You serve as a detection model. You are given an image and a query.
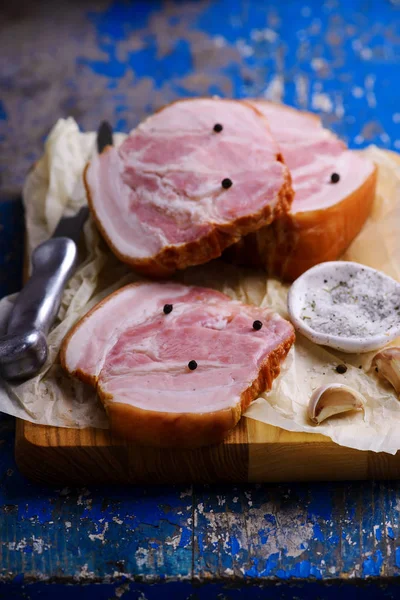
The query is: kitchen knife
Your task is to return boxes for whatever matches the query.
[0,121,114,381]
[0,206,88,381]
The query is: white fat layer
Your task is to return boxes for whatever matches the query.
[251,101,375,213]
[65,283,194,376]
[87,150,163,258]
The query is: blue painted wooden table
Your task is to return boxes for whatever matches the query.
[1,0,400,597]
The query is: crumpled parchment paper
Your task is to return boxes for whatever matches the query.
[0,118,130,428]
[1,119,400,453]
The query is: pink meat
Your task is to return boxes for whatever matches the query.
[251,101,373,213]
[85,99,293,277]
[225,101,377,281]
[61,282,295,447]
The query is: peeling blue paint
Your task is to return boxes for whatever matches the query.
[230,536,240,556]
[115,117,128,131]
[313,523,324,542]
[2,0,400,596]
[128,39,193,87]
[297,560,311,578]
[78,55,127,79]
[363,550,384,577]
[309,565,322,579]
[87,1,158,39]
[262,552,280,575]
[329,534,340,544]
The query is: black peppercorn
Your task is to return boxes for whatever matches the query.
[331,172,340,184]
[163,304,173,314]
[222,178,233,189]
[336,364,347,374]
[213,123,223,133]
[188,360,198,371]
[253,320,263,331]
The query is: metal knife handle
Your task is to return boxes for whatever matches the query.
[0,330,48,381]
[7,237,78,336]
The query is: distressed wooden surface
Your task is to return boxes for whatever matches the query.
[4,410,400,596]
[1,0,400,197]
[15,396,400,485]
[1,0,400,597]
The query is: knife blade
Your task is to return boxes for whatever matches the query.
[0,122,112,381]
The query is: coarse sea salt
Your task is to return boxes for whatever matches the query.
[287,261,400,353]
[301,270,400,337]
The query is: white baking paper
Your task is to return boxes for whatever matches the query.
[245,147,400,453]
[1,118,400,453]
[0,118,129,428]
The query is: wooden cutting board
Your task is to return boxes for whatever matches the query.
[14,149,400,484]
[15,417,400,484]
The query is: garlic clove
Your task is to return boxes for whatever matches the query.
[308,384,366,424]
[371,347,400,395]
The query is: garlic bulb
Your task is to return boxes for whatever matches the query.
[371,347,400,396]
[308,384,366,424]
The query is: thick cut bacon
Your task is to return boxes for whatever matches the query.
[85,99,293,277]
[60,282,294,447]
[225,101,377,281]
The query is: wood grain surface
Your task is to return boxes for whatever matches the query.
[15,413,400,484]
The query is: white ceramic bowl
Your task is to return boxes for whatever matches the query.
[287,261,400,353]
